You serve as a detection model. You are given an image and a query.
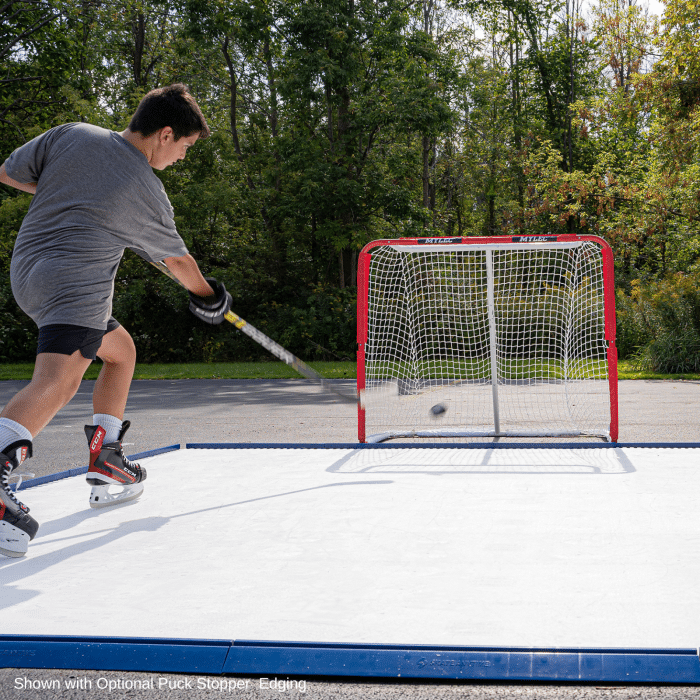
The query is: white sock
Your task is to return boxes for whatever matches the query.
[93,414,123,444]
[0,417,33,453]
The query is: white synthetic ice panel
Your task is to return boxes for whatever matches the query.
[1,447,698,649]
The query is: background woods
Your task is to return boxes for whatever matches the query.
[1,0,699,370]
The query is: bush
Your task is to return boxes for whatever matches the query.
[0,279,37,362]
[111,270,357,363]
[615,284,653,360]
[635,329,700,373]
[616,273,700,373]
[254,284,356,362]
[0,254,358,365]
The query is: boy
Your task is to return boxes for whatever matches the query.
[0,84,230,557]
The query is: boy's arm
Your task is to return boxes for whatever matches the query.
[162,253,215,297]
[0,163,37,194]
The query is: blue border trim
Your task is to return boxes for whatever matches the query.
[6,442,700,682]
[185,442,700,450]
[0,635,229,674]
[226,641,700,683]
[13,445,181,492]
[1,636,698,682]
[15,442,700,492]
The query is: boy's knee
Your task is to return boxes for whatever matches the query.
[99,328,137,366]
[119,333,137,364]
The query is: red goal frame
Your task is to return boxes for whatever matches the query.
[356,234,619,443]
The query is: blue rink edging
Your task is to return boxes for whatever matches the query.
[8,442,700,683]
[14,441,700,492]
[0,636,699,682]
[10,445,181,492]
[185,441,700,450]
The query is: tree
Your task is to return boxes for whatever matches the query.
[519,0,700,277]
[0,1,78,144]
[177,0,458,292]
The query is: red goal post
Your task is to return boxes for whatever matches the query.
[357,234,618,444]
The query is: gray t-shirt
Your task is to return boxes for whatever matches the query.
[4,122,189,329]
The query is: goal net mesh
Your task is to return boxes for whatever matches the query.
[360,240,614,442]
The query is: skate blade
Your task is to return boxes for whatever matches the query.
[0,522,29,557]
[89,483,144,509]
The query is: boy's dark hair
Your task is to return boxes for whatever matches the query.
[129,83,210,140]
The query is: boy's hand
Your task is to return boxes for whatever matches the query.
[188,278,232,325]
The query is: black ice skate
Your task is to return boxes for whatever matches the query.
[1,440,39,557]
[85,421,147,509]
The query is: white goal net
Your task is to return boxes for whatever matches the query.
[357,236,618,443]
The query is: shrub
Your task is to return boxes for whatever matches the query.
[254,284,356,362]
[0,280,37,362]
[111,270,357,363]
[616,273,700,373]
[615,283,653,360]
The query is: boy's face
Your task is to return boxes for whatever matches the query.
[151,127,199,170]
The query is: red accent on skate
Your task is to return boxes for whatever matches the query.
[89,466,125,484]
[90,427,106,454]
[18,447,27,465]
[0,502,5,518]
[104,461,137,483]
[89,427,106,469]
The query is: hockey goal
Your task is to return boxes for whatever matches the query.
[357,235,618,443]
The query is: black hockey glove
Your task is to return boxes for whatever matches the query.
[188,278,232,325]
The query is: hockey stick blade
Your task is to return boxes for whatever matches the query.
[149,260,357,404]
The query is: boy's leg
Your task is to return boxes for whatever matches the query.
[0,350,93,435]
[86,325,146,509]
[1,350,91,557]
[92,324,137,421]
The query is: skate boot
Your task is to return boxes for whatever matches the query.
[85,421,146,509]
[1,440,39,557]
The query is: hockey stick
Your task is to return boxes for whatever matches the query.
[149,260,358,404]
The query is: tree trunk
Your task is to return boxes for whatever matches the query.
[422,134,430,210]
[131,12,145,86]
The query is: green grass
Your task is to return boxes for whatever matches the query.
[370,358,610,380]
[0,361,358,381]
[0,359,696,381]
[616,360,700,380]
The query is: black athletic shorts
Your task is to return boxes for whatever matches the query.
[37,318,121,360]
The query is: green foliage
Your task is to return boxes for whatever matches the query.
[3,0,700,367]
[658,0,700,81]
[254,284,357,361]
[615,285,652,360]
[0,280,37,363]
[522,0,700,281]
[616,274,700,372]
[0,193,32,274]
[109,254,358,362]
